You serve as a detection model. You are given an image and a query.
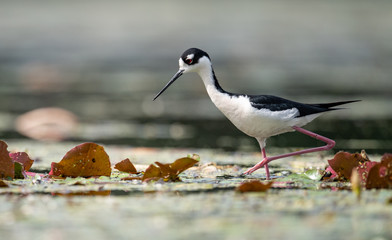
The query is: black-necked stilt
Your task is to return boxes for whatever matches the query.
[153,48,359,179]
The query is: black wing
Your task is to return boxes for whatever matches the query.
[248,95,359,117]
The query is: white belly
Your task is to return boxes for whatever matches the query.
[206,86,321,138]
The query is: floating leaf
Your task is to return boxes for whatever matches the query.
[327,152,367,180]
[114,158,137,174]
[366,154,392,189]
[49,142,111,178]
[325,151,392,189]
[0,140,14,180]
[236,180,273,193]
[49,162,64,177]
[170,157,199,175]
[142,164,162,182]
[154,162,174,180]
[366,164,387,189]
[141,156,199,182]
[9,152,34,171]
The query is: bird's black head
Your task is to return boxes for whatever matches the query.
[153,48,211,101]
[180,48,211,66]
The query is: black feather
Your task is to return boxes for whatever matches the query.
[309,100,361,109]
[248,95,360,117]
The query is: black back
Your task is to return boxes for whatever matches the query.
[248,95,359,117]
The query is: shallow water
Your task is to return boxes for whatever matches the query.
[0,0,391,154]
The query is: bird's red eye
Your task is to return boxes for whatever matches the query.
[186,58,193,64]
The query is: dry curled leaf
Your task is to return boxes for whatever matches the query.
[49,142,111,178]
[327,151,367,180]
[9,152,34,171]
[170,157,199,174]
[0,140,14,180]
[114,158,138,174]
[236,180,273,193]
[141,156,199,182]
[366,154,392,189]
[142,164,163,182]
[325,151,392,190]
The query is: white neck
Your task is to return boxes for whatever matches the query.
[198,65,215,89]
[198,66,226,103]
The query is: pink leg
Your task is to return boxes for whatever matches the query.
[262,148,271,180]
[244,126,336,175]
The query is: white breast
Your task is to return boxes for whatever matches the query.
[196,63,322,139]
[205,85,321,138]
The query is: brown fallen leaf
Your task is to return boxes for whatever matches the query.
[236,180,273,193]
[50,162,64,177]
[170,157,200,175]
[49,142,111,178]
[141,156,199,182]
[142,164,163,182]
[325,151,392,189]
[154,162,174,180]
[114,158,138,174]
[328,151,368,180]
[366,153,392,189]
[9,152,34,171]
[0,140,14,180]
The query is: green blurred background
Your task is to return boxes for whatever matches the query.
[0,0,391,153]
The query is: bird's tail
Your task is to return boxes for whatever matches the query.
[310,100,361,109]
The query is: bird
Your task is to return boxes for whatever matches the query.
[153,48,359,180]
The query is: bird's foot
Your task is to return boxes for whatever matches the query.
[243,158,269,176]
[243,167,256,175]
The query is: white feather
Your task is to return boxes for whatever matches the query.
[194,56,323,140]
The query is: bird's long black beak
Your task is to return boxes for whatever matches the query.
[153,69,184,101]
